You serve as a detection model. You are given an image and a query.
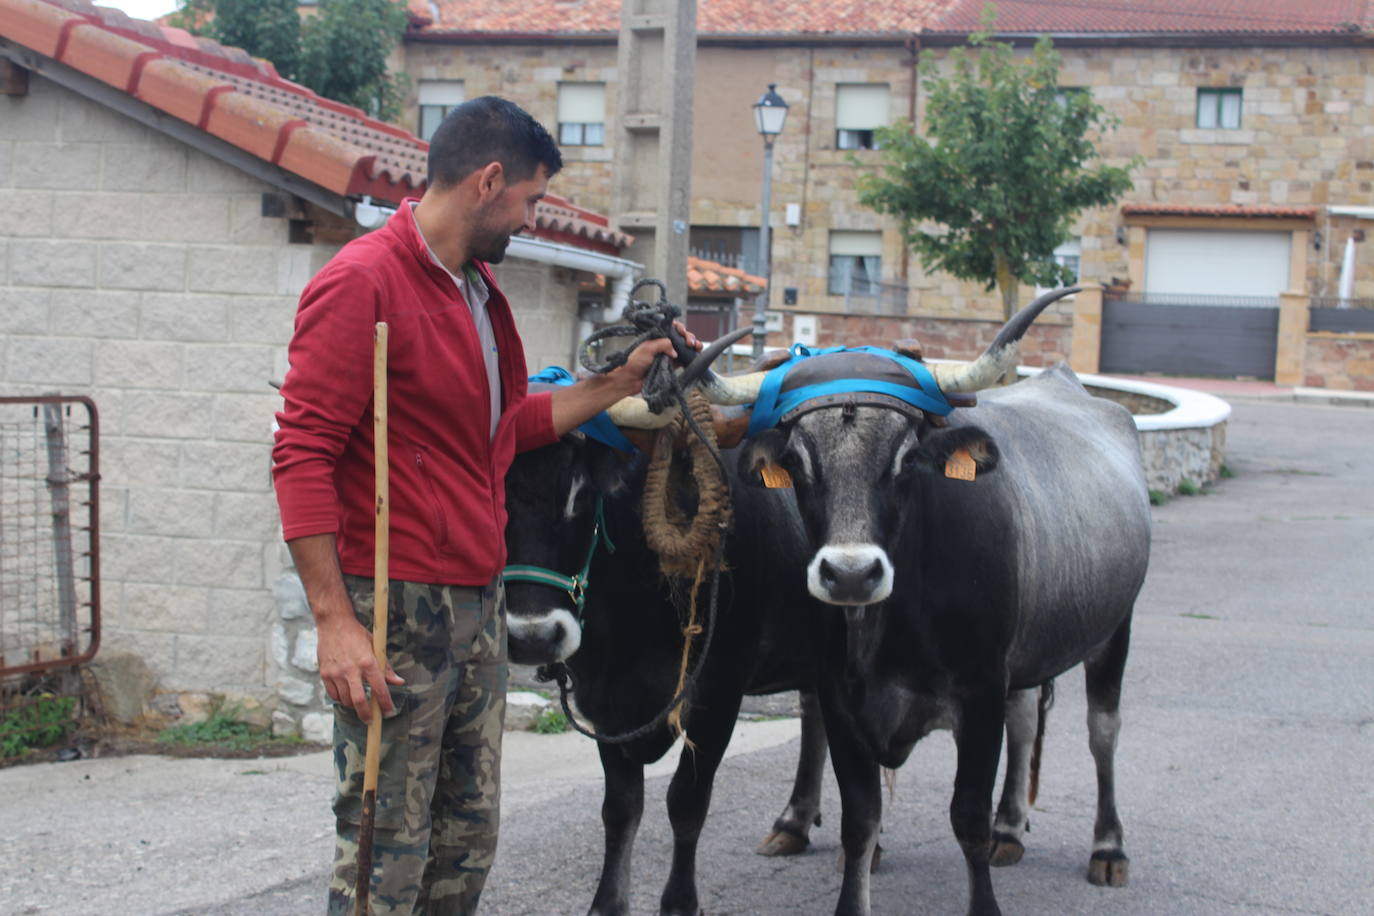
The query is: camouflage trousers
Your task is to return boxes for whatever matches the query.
[327,575,508,916]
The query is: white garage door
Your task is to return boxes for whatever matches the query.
[1145,229,1291,297]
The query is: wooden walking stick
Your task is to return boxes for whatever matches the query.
[355,322,389,916]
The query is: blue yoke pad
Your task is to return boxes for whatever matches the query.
[528,366,639,452]
[744,345,953,438]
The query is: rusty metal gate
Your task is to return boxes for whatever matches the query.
[1,396,100,754]
[1100,293,1280,379]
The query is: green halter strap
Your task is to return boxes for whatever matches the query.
[502,495,615,618]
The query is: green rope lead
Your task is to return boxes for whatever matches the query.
[502,495,615,619]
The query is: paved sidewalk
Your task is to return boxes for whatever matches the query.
[1108,371,1374,406]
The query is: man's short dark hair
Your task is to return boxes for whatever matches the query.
[427,96,563,188]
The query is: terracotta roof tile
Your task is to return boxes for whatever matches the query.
[1122,203,1319,219]
[687,255,766,296]
[409,0,1371,37]
[410,0,959,36]
[929,0,1372,36]
[0,0,630,253]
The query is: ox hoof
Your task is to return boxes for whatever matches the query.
[1087,850,1130,887]
[756,827,810,857]
[990,833,1025,867]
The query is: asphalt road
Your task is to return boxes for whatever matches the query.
[2,396,1370,916]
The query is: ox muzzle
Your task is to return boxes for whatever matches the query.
[808,543,894,606]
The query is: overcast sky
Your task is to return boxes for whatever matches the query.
[104,0,180,23]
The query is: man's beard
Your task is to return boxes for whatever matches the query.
[471,213,513,264]
[472,230,512,264]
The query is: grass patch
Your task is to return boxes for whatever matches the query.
[1180,612,1219,620]
[1148,489,1170,506]
[1177,478,1202,496]
[533,708,570,735]
[1218,464,1235,479]
[0,694,78,758]
[157,706,263,752]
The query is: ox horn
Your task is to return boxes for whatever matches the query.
[930,287,1080,393]
[605,326,758,428]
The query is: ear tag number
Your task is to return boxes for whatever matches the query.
[944,447,977,482]
[759,463,793,489]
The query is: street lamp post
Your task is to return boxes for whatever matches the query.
[751,84,789,359]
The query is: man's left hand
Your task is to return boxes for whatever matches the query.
[609,320,702,396]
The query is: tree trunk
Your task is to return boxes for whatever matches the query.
[992,251,1020,386]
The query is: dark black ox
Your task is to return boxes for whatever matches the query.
[503,429,834,916]
[740,308,1151,914]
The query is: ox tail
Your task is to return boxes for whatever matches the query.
[1028,680,1056,807]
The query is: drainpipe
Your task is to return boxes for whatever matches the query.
[505,234,644,316]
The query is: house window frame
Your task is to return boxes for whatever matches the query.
[1035,238,1082,296]
[558,82,606,148]
[1196,88,1243,129]
[417,80,465,142]
[828,230,883,296]
[835,83,890,151]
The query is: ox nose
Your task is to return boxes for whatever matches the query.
[809,545,893,606]
[506,609,582,665]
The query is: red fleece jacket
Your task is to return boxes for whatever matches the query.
[272,200,557,585]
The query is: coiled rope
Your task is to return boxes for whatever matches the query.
[537,279,732,745]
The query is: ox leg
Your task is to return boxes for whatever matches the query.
[758,688,827,857]
[991,687,1039,866]
[589,745,645,916]
[659,692,744,916]
[821,698,881,916]
[1084,616,1132,888]
[951,693,1007,916]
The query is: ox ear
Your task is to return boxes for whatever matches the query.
[914,426,1000,476]
[737,428,790,487]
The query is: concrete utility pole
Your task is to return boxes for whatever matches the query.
[611,0,697,309]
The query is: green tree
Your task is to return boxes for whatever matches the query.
[212,0,300,79]
[856,23,1137,320]
[298,0,410,121]
[168,0,409,122]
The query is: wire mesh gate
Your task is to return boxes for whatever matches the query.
[1,396,100,757]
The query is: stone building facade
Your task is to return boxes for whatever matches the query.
[399,2,1374,376]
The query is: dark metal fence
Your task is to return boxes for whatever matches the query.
[844,280,910,316]
[1309,297,1374,333]
[1310,296,1374,311]
[1106,292,1281,309]
[1,396,100,758]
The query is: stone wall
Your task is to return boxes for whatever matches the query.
[1138,424,1228,493]
[2,77,590,734]
[1,77,340,714]
[401,41,618,215]
[766,311,1073,366]
[1303,333,1374,391]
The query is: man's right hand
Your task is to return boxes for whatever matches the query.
[287,533,404,723]
[317,613,403,723]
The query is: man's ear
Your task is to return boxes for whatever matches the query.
[737,428,790,487]
[914,425,1000,475]
[474,161,505,202]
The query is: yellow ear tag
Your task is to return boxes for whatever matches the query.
[759,463,794,489]
[944,447,977,482]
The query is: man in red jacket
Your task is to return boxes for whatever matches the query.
[273,97,684,914]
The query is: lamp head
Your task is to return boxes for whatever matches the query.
[753,83,789,139]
